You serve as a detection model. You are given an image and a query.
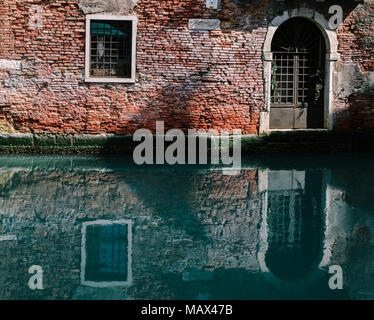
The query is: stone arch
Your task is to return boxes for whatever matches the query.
[260,8,340,133]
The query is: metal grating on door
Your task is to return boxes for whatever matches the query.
[270,18,326,129]
[272,52,311,106]
[267,190,304,248]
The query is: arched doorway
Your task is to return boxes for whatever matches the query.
[260,9,340,133]
[270,18,326,129]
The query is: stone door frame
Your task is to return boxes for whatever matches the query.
[260,9,340,133]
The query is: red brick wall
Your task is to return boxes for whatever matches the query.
[337,2,374,72]
[335,2,374,130]
[348,94,374,131]
[0,1,15,59]
[0,0,373,134]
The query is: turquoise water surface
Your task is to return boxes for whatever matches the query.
[0,153,373,300]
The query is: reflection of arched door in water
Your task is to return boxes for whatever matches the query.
[270,18,326,129]
[258,169,326,284]
[265,170,324,281]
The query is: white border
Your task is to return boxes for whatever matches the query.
[81,219,133,287]
[85,15,138,83]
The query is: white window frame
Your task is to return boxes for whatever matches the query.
[85,15,137,83]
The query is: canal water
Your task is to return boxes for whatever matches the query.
[0,153,373,300]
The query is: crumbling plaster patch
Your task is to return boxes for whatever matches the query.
[334,63,374,98]
[0,59,21,71]
[0,119,16,133]
[78,0,139,15]
[188,19,221,31]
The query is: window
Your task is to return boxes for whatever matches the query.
[85,15,137,83]
[81,220,132,287]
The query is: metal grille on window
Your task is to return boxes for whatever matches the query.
[90,20,132,78]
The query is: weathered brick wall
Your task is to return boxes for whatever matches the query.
[337,1,374,72]
[0,1,15,59]
[347,94,374,130]
[0,0,373,134]
[334,1,374,131]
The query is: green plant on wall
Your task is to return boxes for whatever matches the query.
[311,69,324,103]
[271,61,279,103]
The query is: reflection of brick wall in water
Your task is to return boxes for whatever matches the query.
[0,168,261,299]
[0,232,80,299]
[127,169,262,299]
[328,169,374,299]
[0,172,130,220]
[0,170,136,299]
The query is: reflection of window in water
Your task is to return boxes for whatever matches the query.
[81,220,132,287]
